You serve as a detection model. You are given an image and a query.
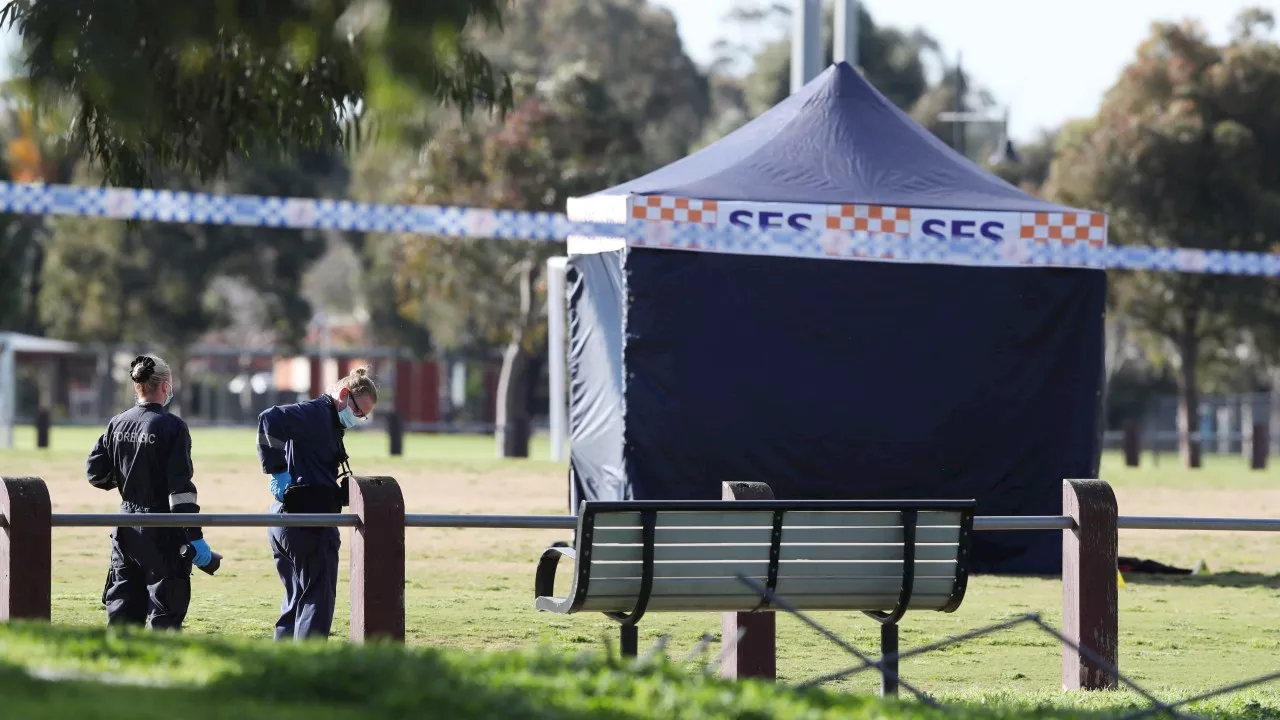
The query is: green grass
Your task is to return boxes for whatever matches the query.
[6,423,560,465]
[2,424,1280,717]
[0,621,1273,719]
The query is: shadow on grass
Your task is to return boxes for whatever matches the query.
[1119,571,1280,590]
[971,571,1280,590]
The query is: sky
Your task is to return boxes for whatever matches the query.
[650,0,1280,142]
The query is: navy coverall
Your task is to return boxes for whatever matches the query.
[86,403,202,630]
[256,395,346,641]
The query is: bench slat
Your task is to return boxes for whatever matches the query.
[591,524,960,546]
[588,557,958,580]
[586,543,957,576]
[577,593,953,613]
[591,510,963,529]
[587,542,961,563]
[584,575,956,598]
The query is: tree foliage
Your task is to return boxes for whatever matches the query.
[1047,8,1280,466]
[0,92,81,334]
[907,65,1004,161]
[38,151,339,408]
[473,0,710,166]
[0,0,513,186]
[989,128,1061,195]
[388,65,647,455]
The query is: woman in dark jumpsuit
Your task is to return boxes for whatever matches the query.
[86,354,216,629]
[256,365,378,640]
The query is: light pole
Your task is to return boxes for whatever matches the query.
[834,0,858,68]
[790,0,822,94]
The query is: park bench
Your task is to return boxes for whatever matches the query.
[533,498,976,694]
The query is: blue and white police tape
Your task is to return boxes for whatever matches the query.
[2,179,1279,277]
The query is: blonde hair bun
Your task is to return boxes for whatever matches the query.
[329,365,379,405]
[128,354,173,399]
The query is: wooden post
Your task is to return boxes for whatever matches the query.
[35,409,51,449]
[1122,423,1140,467]
[349,476,405,643]
[387,410,404,457]
[1251,422,1268,470]
[308,357,322,399]
[1,477,52,621]
[1062,479,1118,691]
[721,480,776,681]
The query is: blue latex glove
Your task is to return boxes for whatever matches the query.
[189,538,213,567]
[269,471,292,502]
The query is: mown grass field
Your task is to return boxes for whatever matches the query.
[0,620,1178,719]
[2,424,1279,716]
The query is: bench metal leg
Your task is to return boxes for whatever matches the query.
[880,623,899,697]
[620,624,638,658]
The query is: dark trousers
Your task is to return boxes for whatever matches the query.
[102,525,192,630]
[268,501,340,641]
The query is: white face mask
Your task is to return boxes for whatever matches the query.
[339,393,369,428]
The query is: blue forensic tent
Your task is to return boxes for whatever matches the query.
[564,62,1107,574]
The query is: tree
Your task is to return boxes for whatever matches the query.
[0,90,81,334]
[391,65,647,457]
[0,0,513,186]
[989,128,1061,195]
[213,149,349,352]
[1046,9,1280,467]
[38,152,336,411]
[471,0,710,166]
[908,63,1004,161]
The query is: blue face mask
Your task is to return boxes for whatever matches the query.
[338,406,359,429]
[164,389,173,407]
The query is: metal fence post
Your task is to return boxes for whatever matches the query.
[387,410,404,457]
[349,476,405,643]
[1,477,52,621]
[1251,422,1268,470]
[35,409,51,449]
[1062,479,1118,690]
[720,480,776,681]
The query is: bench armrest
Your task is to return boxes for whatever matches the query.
[534,544,577,601]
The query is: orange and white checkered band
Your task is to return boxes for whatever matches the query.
[1019,212,1107,247]
[824,204,912,235]
[631,195,718,225]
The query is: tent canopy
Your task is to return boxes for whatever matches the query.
[563,63,1106,575]
[567,63,1105,262]
[582,61,1082,213]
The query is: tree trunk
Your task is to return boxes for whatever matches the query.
[495,258,538,459]
[1175,326,1202,469]
[23,229,45,335]
[171,349,190,418]
[1099,317,1126,437]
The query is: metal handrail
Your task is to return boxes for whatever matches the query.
[3,511,1280,533]
[1118,515,1280,532]
[974,516,1074,531]
[406,514,576,530]
[48,513,360,528]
